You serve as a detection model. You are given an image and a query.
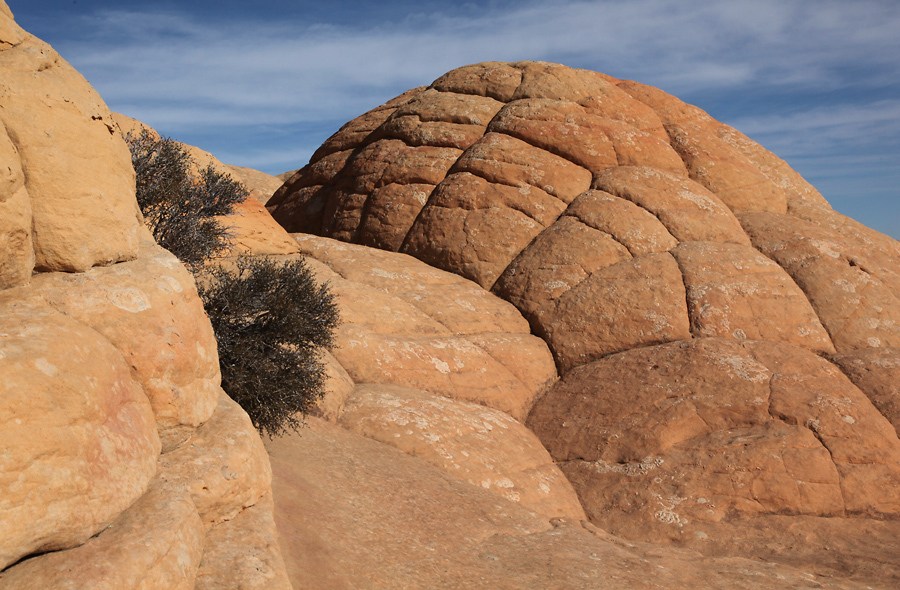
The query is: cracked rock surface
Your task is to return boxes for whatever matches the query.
[270,60,900,587]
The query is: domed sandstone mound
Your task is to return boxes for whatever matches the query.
[270,61,900,585]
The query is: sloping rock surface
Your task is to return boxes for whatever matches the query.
[266,418,870,590]
[269,61,900,587]
[258,236,581,520]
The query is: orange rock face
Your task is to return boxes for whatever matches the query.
[0,292,160,569]
[270,61,900,586]
[291,234,555,422]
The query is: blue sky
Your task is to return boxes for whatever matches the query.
[8,0,900,240]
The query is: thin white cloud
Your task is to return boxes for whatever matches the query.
[58,0,900,132]
[728,100,900,158]
[39,0,898,239]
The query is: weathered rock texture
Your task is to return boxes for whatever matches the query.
[0,3,140,286]
[258,236,580,520]
[265,418,872,589]
[0,6,290,589]
[269,61,900,587]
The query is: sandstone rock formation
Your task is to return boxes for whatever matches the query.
[254,236,581,520]
[0,2,140,286]
[269,60,900,587]
[265,417,871,589]
[0,5,289,588]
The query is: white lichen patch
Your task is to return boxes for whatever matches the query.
[710,352,770,383]
[108,287,151,313]
[34,357,58,377]
[653,493,688,526]
[589,456,664,476]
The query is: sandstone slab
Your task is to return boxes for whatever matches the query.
[291,234,531,335]
[617,80,787,214]
[488,98,684,174]
[194,493,292,590]
[452,132,592,203]
[528,338,900,562]
[742,210,900,352]
[492,214,633,324]
[310,349,356,423]
[0,483,203,590]
[156,392,272,528]
[593,166,751,245]
[832,347,900,437]
[265,417,869,589]
[376,88,503,150]
[672,240,834,353]
[356,182,434,251]
[541,252,691,372]
[563,189,679,255]
[401,172,554,288]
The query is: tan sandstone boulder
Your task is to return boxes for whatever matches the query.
[0,484,204,590]
[28,237,221,451]
[0,8,139,277]
[1,6,290,587]
[0,291,160,569]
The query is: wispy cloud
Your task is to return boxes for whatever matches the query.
[729,100,900,158]
[58,0,900,130]
[32,0,898,237]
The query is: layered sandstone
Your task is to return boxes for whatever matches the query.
[0,5,289,589]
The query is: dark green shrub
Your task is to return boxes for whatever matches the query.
[126,129,248,268]
[196,256,340,437]
[126,129,339,436]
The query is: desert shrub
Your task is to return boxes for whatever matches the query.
[126,129,248,268]
[196,256,340,437]
[126,129,339,436]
